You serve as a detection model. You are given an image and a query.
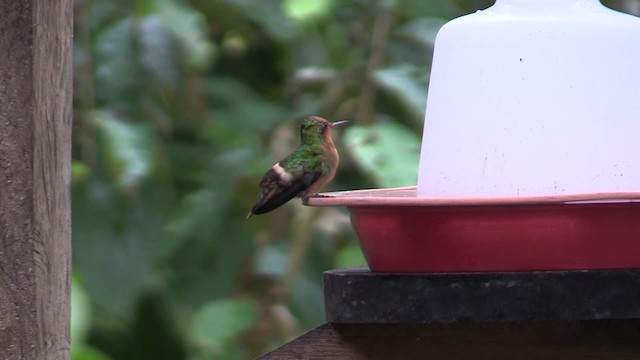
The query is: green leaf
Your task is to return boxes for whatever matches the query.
[255,245,288,277]
[373,65,429,123]
[139,15,182,90]
[72,345,113,360]
[284,0,333,21]
[72,161,92,185]
[205,77,288,133]
[289,273,325,326]
[88,1,124,34]
[163,152,256,307]
[72,178,171,319]
[146,0,216,70]
[93,18,138,105]
[397,0,461,19]
[91,110,155,188]
[344,121,420,188]
[228,0,300,40]
[284,229,337,328]
[71,275,92,347]
[190,299,259,349]
[335,244,367,268]
[396,17,446,48]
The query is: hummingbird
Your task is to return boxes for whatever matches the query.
[247,116,348,218]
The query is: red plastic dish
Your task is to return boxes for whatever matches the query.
[306,187,640,273]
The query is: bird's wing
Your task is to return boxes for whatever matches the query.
[250,163,321,215]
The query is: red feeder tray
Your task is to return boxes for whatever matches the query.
[306,187,640,273]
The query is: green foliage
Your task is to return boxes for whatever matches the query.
[72,347,113,360]
[72,276,113,360]
[345,121,421,187]
[90,110,155,188]
[189,299,259,357]
[284,0,334,21]
[72,276,92,347]
[140,0,216,70]
[374,66,429,125]
[72,0,497,358]
[75,0,640,357]
[335,244,368,268]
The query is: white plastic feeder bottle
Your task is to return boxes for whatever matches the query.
[417,0,640,197]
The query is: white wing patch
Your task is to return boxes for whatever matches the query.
[272,163,295,183]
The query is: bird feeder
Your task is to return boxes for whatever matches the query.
[308,0,640,272]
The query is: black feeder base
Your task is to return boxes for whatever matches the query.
[259,268,640,359]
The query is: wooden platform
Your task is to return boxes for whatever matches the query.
[259,268,640,359]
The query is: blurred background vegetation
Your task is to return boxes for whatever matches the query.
[71,0,640,358]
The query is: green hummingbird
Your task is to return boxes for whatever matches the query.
[247,116,348,218]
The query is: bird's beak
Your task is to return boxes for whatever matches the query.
[331,120,349,127]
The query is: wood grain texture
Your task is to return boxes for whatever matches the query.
[260,321,640,360]
[0,0,72,359]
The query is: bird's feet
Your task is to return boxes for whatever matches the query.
[302,193,327,205]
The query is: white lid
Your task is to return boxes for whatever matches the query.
[417,0,640,197]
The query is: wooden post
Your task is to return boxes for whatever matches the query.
[0,0,72,359]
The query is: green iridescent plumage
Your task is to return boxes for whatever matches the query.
[247,116,347,218]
